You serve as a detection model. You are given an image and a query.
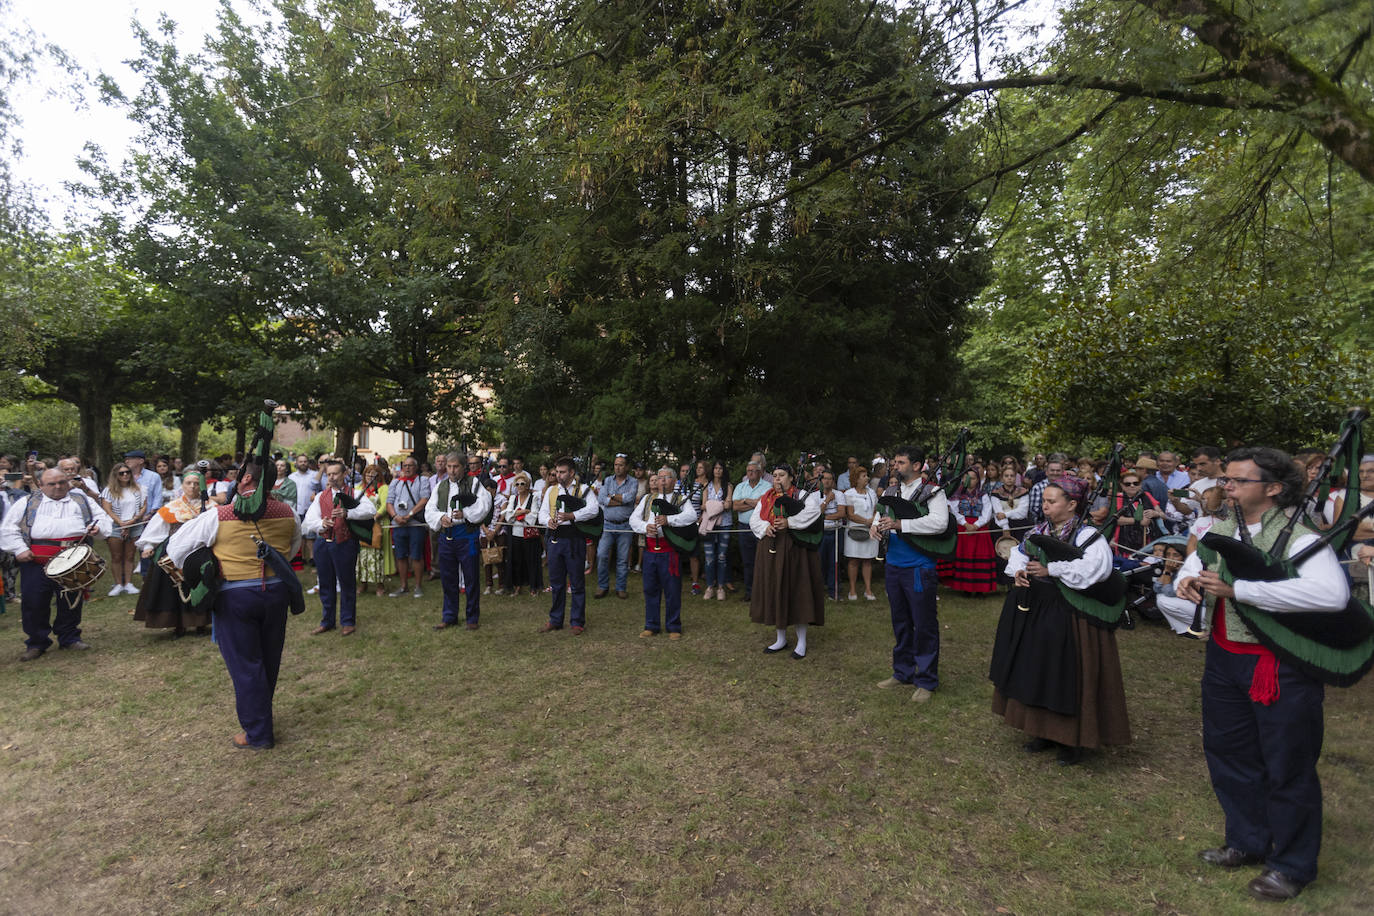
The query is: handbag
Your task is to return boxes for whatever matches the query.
[367,518,384,550]
[846,526,870,542]
[481,545,504,566]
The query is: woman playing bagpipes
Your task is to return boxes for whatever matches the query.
[988,475,1132,766]
[749,463,825,659]
[133,469,211,637]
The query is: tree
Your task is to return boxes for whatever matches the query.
[489,0,988,464]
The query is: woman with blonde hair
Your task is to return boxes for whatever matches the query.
[99,463,146,596]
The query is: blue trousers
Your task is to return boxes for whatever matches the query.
[438,531,481,625]
[642,550,682,633]
[546,533,586,628]
[314,537,359,629]
[885,564,940,688]
[597,525,633,592]
[1202,640,1324,883]
[819,530,840,598]
[702,531,731,590]
[19,561,83,650]
[216,581,288,747]
[738,530,759,597]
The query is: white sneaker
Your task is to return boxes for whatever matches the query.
[124,583,140,595]
[307,585,320,595]
[387,588,406,598]
[483,587,492,595]
[412,587,423,599]
[108,584,124,597]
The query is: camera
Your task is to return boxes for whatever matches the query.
[396,500,409,511]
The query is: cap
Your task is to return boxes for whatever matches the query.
[124,449,146,459]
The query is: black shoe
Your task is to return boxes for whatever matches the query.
[763,644,788,654]
[740,593,751,602]
[1056,746,1084,766]
[59,640,91,651]
[790,650,806,660]
[19,647,45,662]
[1198,847,1264,869]
[1022,737,1054,753]
[1248,869,1304,901]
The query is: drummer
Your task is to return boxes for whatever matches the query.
[0,468,115,661]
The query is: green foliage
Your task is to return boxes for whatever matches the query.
[0,401,236,463]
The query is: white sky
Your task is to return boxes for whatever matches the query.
[10,0,226,226]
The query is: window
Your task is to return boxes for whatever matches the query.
[356,427,370,449]
[401,431,414,450]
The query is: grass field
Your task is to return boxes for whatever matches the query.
[2,563,1371,915]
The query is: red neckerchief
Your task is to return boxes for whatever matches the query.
[757,485,798,520]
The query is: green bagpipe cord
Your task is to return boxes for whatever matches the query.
[1196,538,1374,688]
[1025,540,1126,628]
[878,498,956,558]
[232,409,276,522]
[652,498,699,555]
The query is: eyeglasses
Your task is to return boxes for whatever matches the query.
[1121,481,1141,486]
[516,481,528,487]
[497,464,509,470]
[1220,476,1268,487]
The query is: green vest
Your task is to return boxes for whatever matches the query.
[1196,508,1303,645]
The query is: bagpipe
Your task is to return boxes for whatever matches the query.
[554,490,604,540]
[875,427,969,558]
[767,490,824,551]
[651,496,701,556]
[1197,407,1374,686]
[1013,443,1131,627]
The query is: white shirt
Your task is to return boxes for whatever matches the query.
[537,482,600,530]
[166,506,302,570]
[749,489,821,538]
[629,492,698,536]
[869,479,952,538]
[1176,519,1348,613]
[1004,525,1114,590]
[287,469,320,517]
[989,491,1029,530]
[424,476,493,531]
[302,489,378,537]
[0,491,115,555]
[820,489,847,530]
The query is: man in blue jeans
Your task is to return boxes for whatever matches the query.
[874,446,950,704]
[595,454,638,599]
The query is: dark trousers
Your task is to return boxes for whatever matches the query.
[546,532,587,628]
[738,530,759,597]
[216,581,289,747]
[314,537,359,629]
[819,530,840,599]
[19,561,83,650]
[642,549,682,633]
[1202,641,1324,883]
[885,564,940,689]
[438,532,481,625]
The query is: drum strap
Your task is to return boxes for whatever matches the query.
[19,492,94,546]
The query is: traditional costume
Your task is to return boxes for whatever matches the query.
[876,475,951,693]
[989,478,1132,758]
[629,489,697,635]
[303,481,377,633]
[502,482,543,593]
[133,471,211,634]
[425,471,493,628]
[937,484,996,594]
[749,483,825,638]
[537,477,600,631]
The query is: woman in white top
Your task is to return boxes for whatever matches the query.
[843,465,879,600]
[99,462,146,595]
[503,473,543,596]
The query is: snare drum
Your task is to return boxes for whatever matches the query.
[45,544,107,594]
[994,535,1020,561]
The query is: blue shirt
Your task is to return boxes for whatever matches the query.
[598,474,639,524]
[886,531,937,571]
[733,478,771,524]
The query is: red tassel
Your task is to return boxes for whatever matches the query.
[1249,655,1280,706]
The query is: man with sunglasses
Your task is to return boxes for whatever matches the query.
[1176,447,1349,902]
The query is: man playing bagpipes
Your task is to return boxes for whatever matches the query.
[628,466,698,639]
[425,452,494,631]
[1175,435,1368,902]
[872,445,956,703]
[1,468,115,661]
[167,405,302,750]
[537,456,601,635]
[303,459,378,637]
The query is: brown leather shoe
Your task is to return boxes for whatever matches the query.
[465,623,479,630]
[59,640,91,651]
[1248,869,1304,901]
[668,632,681,640]
[539,621,561,633]
[571,625,585,635]
[340,626,356,636]
[1198,847,1264,869]
[615,590,627,599]
[310,625,334,635]
[432,622,451,630]
[592,589,609,599]
[19,647,45,662]
[232,732,273,750]
[639,629,655,638]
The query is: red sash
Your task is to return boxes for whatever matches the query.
[30,537,84,565]
[1212,599,1280,705]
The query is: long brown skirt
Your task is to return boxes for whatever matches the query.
[134,559,211,631]
[990,587,1131,749]
[749,532,825,628]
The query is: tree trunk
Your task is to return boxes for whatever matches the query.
[76,389,114,477]
[179,418,202,465]
[233,417,247,459]
[412,409,430,466]
[335,426,356,460]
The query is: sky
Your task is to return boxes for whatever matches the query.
[9,0,226,225]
